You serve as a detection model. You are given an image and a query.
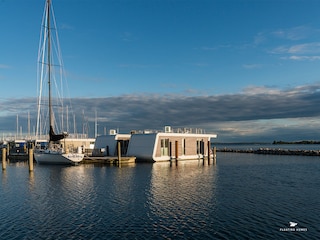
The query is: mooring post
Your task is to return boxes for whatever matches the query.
[117,141,121,166]
[213,146,217,164]
[175,141,178,160]
[2,147,6,170]
[207,141,211,164]
[29,147,34,172]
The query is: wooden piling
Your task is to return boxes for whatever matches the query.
[213,146,217,164]
[207,141,211,164]
[2,148,6,170]
[117,141,121,165]
[29,148,34,172]
[175,141,178,160]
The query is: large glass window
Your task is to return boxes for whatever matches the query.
[197,140,201,154]
[160,139,169,156]
[182,139,186,155]
[197,140,204,154]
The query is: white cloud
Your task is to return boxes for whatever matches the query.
[2,83,320,141]
[199,45,232,51]
[60,23,74,30]
[121,32,138,42]
[118,63,160,68]
[272,26,313,41]
[270,42,320,61]
[269,46,289,54]
[0,64,10,69]
[242,64,262,69]
[270,43,320,55]
[288,42,320,54]
[213,117,320,142]
[282,55,320,61]
[253,32,266,45]
[241,86,280,95]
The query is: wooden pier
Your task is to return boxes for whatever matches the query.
[82,156,136,164]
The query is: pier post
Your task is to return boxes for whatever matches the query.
[117,141,121,166]
[2,148,6,170]
[207,141,211,164]
[175,141,178,160]
[213,146,217,164]
[29,148,34,172]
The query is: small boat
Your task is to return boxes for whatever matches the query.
[34,0,84,165]
[7,140,29,161]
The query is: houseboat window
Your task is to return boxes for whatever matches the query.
[161,139,169,156]
[197,140,200,154]
[196,140,204,154]
[182,139,186,155]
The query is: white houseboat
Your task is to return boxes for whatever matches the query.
[127,131,217,162]
[92,127,217,162]
[92,131,131,157]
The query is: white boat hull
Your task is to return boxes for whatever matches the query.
[34,151,84,165]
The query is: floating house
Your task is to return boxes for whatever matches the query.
[92,127,217,162]
[127,133,217,162]
[92,132,131,157]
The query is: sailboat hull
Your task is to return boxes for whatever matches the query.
[34,151,84,165]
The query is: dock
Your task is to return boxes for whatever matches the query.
[82,156,136,164]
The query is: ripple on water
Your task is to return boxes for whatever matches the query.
[0,155,319,239]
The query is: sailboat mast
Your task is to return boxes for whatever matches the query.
[47,0,53,132]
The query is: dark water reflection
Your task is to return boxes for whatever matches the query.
[0,154,319,239]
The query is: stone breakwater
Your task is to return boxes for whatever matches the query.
[217,148,320,156]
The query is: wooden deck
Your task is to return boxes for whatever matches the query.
[82,156,136,164]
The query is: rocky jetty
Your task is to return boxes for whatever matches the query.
[217,148,320,156]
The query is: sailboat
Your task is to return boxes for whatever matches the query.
[34,0,84,164]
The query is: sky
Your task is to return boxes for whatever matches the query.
[1,0,320,142]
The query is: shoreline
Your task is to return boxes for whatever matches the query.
[217,148,320,156]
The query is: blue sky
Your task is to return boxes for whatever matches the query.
[1,0,320,142]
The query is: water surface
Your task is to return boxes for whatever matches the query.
[1,153,319,239]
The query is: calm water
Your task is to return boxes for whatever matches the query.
[216,143,320,151]
[1,152,319,239]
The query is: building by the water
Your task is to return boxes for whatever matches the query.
[92,126,217,162]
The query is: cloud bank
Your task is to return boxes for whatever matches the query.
[1,84,320,142]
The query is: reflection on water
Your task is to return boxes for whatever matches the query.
[148,160,217,238]
[0,154,319,239]
[150,160,217,213]
[28,171,35,191]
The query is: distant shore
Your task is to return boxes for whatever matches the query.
[272,140,320,144]
[217,147,320,156]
